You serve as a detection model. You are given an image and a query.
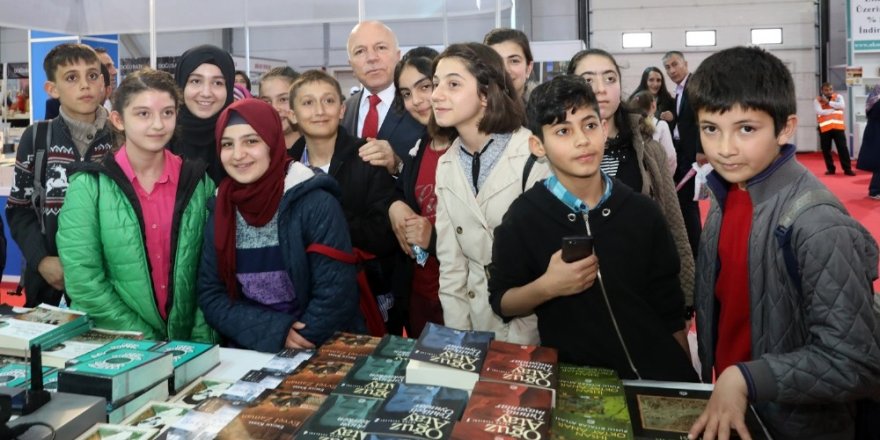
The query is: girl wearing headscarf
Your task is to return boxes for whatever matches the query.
[857,85,880,199]
[198,98,362,352]
[172,44,235,183]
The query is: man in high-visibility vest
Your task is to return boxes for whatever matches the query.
[814,82,855,175]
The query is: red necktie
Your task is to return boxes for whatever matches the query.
[361,94,381,139]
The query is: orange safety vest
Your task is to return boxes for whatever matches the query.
[817,93,845,133]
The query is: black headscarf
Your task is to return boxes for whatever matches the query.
[172,44,235,184]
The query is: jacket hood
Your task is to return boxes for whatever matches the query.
[280,161,342,208]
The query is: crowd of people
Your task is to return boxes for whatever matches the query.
[3,20,879,439]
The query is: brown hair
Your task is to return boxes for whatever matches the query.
[43,43,100,82]
[288,69,344,104]
[111,68,183,147]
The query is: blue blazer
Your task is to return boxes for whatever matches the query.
[342,89,426,166]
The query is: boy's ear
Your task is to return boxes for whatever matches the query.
[336,101,345,121]
[44,81,60,99]
[528,134,546,158]
[776,115,798,146]
[108,110,125,131]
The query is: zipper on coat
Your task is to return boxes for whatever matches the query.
[583,211,642,380]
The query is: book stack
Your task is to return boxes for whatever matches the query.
[480,340,558,400]
[552,365,633,439]
[405,323,495,392]
[0,362,53,388]
[0,304,91,358]
[452,381,553,439]
[297,393,385,439]
[151,340,220,393]
[216,388,329,439]
[42,327,144,369]
[364,383,470,439]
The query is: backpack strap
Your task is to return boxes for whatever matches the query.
[522,154,537,192]
[774,188,845,295]
[31,120,52,234]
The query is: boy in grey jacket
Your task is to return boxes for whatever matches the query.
[687,46,880,440]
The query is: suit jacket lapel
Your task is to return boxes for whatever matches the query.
[342,90,362,136]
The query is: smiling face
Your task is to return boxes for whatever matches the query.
[698,105,796,189]
[572,55,621,122]
[431,57,486,130]
[46,60,104,123]
[490,41,533,99]
[647,70,663,95]
[398,64,434,126]
[347,22,401,94]
[531,105,607,186]
[183,63,228,119]
[290,80,345,140]
[259,77,295,133]
[219,123,272,184]
[110,90,177,155]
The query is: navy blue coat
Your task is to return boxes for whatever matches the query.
[198,163,363,352]
[857,104,880,172]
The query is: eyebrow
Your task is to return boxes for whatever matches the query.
[581,69,617,76]
[434,72,466,80]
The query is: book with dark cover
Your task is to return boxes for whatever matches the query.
[107,379,171,424]
[556,379,629,423]
[480,340,558,392]
[122,400,192,432]
[165,397,247,440]
[172,377,233,406]
[318,332,382,361]
[74,423,158,440]
[333,355,407,399]
[297,393,384,439]
[66,338,163,367]
[278,353,354,395]
[152,340,220,393]
[458,381,553,439]
[215,388,327,440]
[406,323,494,392]
[262,348,315,374]
[0,304,91,357]
[0,363,53,387]
[373,334,416,360]
[58,348,173,402]
[551,411,634,440]
[621,380,772,440]
[222,369,286,403]
[364,383,469,440]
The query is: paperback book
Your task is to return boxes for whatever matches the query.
[318,332,382,361]
[551,411,634,440]
[450,421,521,440]
[172,377,233,406]
[373,334,416,360]
[58,348,173,402]
[458,381,553,439]
[43,327,146,368]
[122,400,192,432]
[0,304,91,357]
[406,323,495,392]
[151,340,220,393]
[621,380,771,440]
[66,338,163,367]
[165,397,247,440]
[74,423,158,440]
[558,364,620,385]
[107,379,171,424]
[556,379,629,423]
[0,363,53,387]
[480,340,558,395]
[261,348,315,374]
[278,353,354,395]
[216,388,328,440]
[222,369,286,403]
[333,355,407,399]
[364,383,469,440]
[297,393,384,440]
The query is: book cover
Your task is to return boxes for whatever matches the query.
[621,380,771,440]
[152,340,220,393]
[66,338,163,367]
[172,377,233,407]
[278,354,354,395]
[480,340,558,391]
[222,369,286,403]
[73,423,158,440]
[261,348,315,375]
[556,379,629,423]
[45,327,147,368]
[318,332,382,361]
[364,383,469,440]
[459,381,553,439]
[58,348,173,402]
[558,364,619,385]
[297,394,384,439]
[215,389,328,440]
[0,304,90,356]
[107,379,172,424]
[450,421,522,440]
[0,363,53,387]
[333,355,407,399]
[122,400,192,432]
[43,369,59,392]
[551,412,634,440]
[165,397,247,440]
[373,334,416,360]
[406,323,494,392]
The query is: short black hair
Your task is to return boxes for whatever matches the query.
[43,43,100,82]
[688,46,795,135]
[526,74,600,142]
[100,63,111,88]
[483,28,533,64]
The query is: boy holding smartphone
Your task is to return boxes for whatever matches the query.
[488,75,697,381]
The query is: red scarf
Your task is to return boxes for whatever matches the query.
[214,98,292,299]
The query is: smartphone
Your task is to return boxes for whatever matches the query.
[561,235,593,263]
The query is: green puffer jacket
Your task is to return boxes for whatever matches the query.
[57,153,218,343]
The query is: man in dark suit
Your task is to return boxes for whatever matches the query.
[342,20,426,176]
[663,51,702,260]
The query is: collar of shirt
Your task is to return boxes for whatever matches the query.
[358,84,396,134]
[544,171,613,213]
[115,146,181,188]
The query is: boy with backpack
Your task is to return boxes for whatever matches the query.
[686,46,880,439]
[7,43,114,307]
